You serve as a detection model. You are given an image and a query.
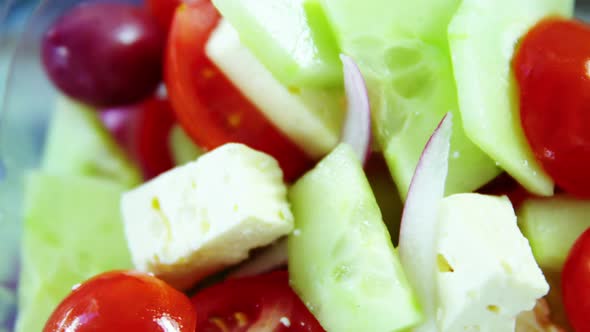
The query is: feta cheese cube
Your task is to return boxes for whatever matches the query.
[121,143,293,289]
[435,194,549,332]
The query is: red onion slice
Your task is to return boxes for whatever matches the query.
[340,54,372,164]
[398,113,453,332]
[228,238,288,279]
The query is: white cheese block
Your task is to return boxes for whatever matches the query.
[206,19,343,159]
[435,194,549,332]
[121,143,293,289]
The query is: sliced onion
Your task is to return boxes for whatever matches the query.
[340,54,372,164]
[398,113,453,332]
[227,238,288,279]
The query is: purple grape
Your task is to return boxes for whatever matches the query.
[42,2,165,107]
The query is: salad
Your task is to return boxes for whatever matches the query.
[6,0,590,331]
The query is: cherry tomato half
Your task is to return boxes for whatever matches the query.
[43,271,196,332]
[101,95,176,179]
[562,228,590,332]
[514,18,590,198]
[191,271,325,332]
[146,0,181,31]
[165,1,313,181]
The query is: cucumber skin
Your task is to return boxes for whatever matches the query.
[288,144,422,332]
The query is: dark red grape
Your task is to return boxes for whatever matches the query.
[42,3,165,107]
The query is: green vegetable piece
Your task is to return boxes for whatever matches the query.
[448,0,574,195]
[42,96,141,187]
[518,195,590,272]
[211,0,342,88]
[306,0,501,198]
[15,173,133,332]
[288,144,422,332]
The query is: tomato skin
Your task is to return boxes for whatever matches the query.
[147,0,181,31]
[165,1,313,181]
[562,228,590,332]
[101,96,176,179]
[191,271,325,332]
[514,19,590,198]
[43,271,196,332]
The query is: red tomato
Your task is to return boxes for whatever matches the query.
[165,1,313,181]
[101,95,176,179]
[514,19,590,198]
[43,271,196,332]
[191,271,325,332]
[147,0,181,31]
[562,228,590,332]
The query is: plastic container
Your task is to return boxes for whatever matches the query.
[0,0,589,331]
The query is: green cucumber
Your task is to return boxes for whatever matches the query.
[306,0,501,198]
[211,0,341,88]
[448,0,573,196]
[517,195,590,272]
[169,125,203,165]
[15,173,133,332]
[42,97,141,187]
[288,144,422,332]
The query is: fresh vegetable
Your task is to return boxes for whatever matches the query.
[306,0,501,198]
[448,0,574,195]
[399,113,452,332]
[518,195,590,272]
[42,3,164,107]
[121,143,293,290]
[228,238,288,279]
[42,97,141,187]
[147,0,181,31]
[211,0,341,87]
[101,96,176,179]
[169,125,204,166]
[562,228,590,332]
[16,174,133,332]
[43,271,196,332]
[191,271,324,331]
[205,19,344,159]
[165,1,313,181]
[289,144,422,332]
[339,54,371,164]
[514,18,590,198]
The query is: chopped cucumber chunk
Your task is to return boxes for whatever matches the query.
[288,144,422,332]
[307,0,501,198]
[518,195,590,271]
[42,97,141,187]
[16,173,132,332]
[448,0,574,195]
[211,0,341,88]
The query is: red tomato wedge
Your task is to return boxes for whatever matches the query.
[101,96,176,179]
[562,228,590,332]
[191,271,325,332]
[43,271,196,332]
[514,18,590,198]
[165,1,313,181]
[147,0,181,31]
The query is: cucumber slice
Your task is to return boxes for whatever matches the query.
[448,0,574,196]
[16,173,132,332]
[517,195,590,272]
[42,96,141,187]
[288,144,422,332]
[306,0,501,198]
[169,125,203,166]
[211,0,341,88]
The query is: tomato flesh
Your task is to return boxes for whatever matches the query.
[165,1,313,181]
[147,0,181,31]
[101,96,176,179]
[562,228,590,332]
[43,271,196,332]
[191,271,325,332]
[514,18,590,198]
